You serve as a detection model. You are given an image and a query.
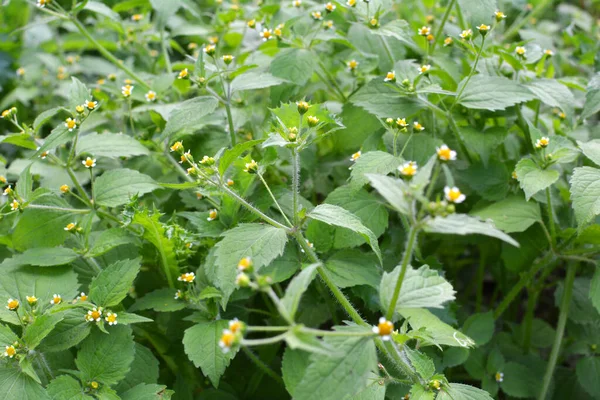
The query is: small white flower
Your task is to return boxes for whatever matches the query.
[444,186,466,203]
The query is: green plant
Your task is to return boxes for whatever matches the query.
[0,0,599,399]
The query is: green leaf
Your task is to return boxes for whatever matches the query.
[436,383,493,400]
[115,313,153,325]
[77,133,149,158]
[471,196,542,233]
[22,314,63,350]
[89,258,141,307]
[179,211,225,238]
[499,362,538,398]
[84,1,121,21]
[457,126,508,167]
[351,376,386,400]
[462,312,494,346]
[461,160,509,201]
[8,247,78,267]
[33,124,76,159]
[293,327,377,400]
[94,169,160,207]
[280,264,319,321]
[115,343,160,392]
[515,158,559,200]
[408,384,434,400]
[88,228,138,257]
[591,267,600,315]
[39,308,92,353]
[160,96,218,140]
[570,167,600,228]
[406,348,435,380]
[33,107,62,132]
[129,288,185,312]
[543,135,579,164]
[149,0,183,28]
[326,186,388,249]
[423,214,519,247]
[380,265,455,315]
[457,0,497,29]
[0,324,18,346]
[270,48,316,86]
[324,249,381,289]
[210,224,288,307]
[578,139,600,167]
[308,204,382,264]
[75,325,136,386]
[285,328,335,356]
[365,174,411,215]
[457,75,536,111]
[576,357,600,398]
[582,73,600,119]
[1,134,37,150]
[16,163,33,202]
[282,348,311,397]
[350,151,401,189]
[526,79,574,115]
[230,71,287,92]
[47,375,92,400]
[351,79,423,118]
[182,319,238,388]
[120,384,172,400]
[69,77,91,113]
[399,308,475,348]
[218,139,264,176]
[0,367,50,400]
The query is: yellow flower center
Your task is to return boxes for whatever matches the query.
[377,320,394,336]
[401,162,417,176]
[106,313,117,323]
[386,72,395,80]
[220,331,235,347]
[66,119,76,129]
[60,184,70,193]
[447,189,462,202]
[91,381,99,389]
[351,152,361,161]
[7,299,19,310]
[171,142,183,152]
[91,310,101,320]
[230,321,243,333]
[5,346,16,357]
[238,257,252,270]
[262,30,272,39]
[53,296,61,304]
[26,296,37,304]
[209,210,218,220]
[84,159,94,167]
[438,147,452,160]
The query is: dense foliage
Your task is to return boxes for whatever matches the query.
[0,0,599,399]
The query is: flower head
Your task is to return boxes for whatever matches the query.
[535,137,550,149]
[39,151,49,160]
[236,273,250,287]
[396,118,408,128]
[178,68,189,79]
[26,296,37,305]
[515,46,526,57]
[219,329,236,352]
[347,0,356,6]
[36,0,50,8]
[369,18,379,28]
[64,222,77,232]
[200,155,215,166]
[237,257,253,272]
[131,14,143,22]
[347,59,359,71]
[76,105,85,114]
[50,294,62,305]
[495,372,504,382]
[86,307,102,322]
[478,24,490,35]
[145,91,157,102]
[82,157,96,168]
[311,11,323,21]
[174,290,182,300]
[293,0,302,7]
[413,121,425,131]
[207,209,218,221]
[3,186,12,196]
[444,186,466,203]
[296,101,310,113]
[105,312,118,326]
[229,318,244,333]
[247,19,256,29]
[222,55,234,65]
[372,317,394,341]
[4,345,16,358]
[544,49,554,57]
[1,109,12,119]
[10,200,19,211]
[121,84,134,97]
[436,144,457,161]
[494,11,507,21]
[460,29,473,40]
[170,141,183,152]
[85,100,98,110]
[227,179,234,186]
[6,298,19,311]
[307,116,319,127]
[244,160,259,174]
[444,37,453,47]
[65,118,78,132]
[323,20,334,30]
[77,292,88,302]
[261,29,273,41]
[419,64,431,75]
[418,26,431,36]
[350,151,361,162]
[399,161,418,177]
[384,71,396,82]
[325,2,336,12]
[178,272,196,283]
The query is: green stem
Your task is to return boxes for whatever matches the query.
[522,288,539,353]
[291,148,300,225]
[215,61,236,147]
[241,332,289,346]
[398,133,413,159]
[385,226,419,321]
[246,326,289,332]
[317,60,347,101]
[503,0,553,40]
[70,17,151,90]
[25,204,90,214]
[451,35,486,111]
[300,327,375,337]
[538,262,577,400]
[257,173,293,227]
[160,29,172,74]
[545,188,557,247]
[515,105,535,153]
[66,167,93,208]
[89,168,95,207]
[475,250,486,313]
[430,0,456,53]
[242,348,285,386]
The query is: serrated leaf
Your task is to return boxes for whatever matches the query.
[284,328,336,356]
[47,375,92,400]
[89,258,141,307]
[115,343,160,392]
[436,383,494,400]
[218,139,264,176]
[94,169,160,207]
[399,308,475,348]
[210,224,288,307]
[270,48,316,86]
[120,384,172,400]
[33,124,76,158]
[462,312,494,346]
[77,133,149,158]
[230,71,287,92]
[129,288,185,312]
[526,79,574,116]
[350,151,401,188]
[160,96,218,140]
[515,158,559,200]
[308,204,382,264]
[499,362,538,398]
[405,348,435,380]
[591,268,600,315]
[578,139,600,167]
[380,265,455,315]
[22,314,63,350]
[570,167,600,228]
[0,367,50,400]
[179,211,226,238]
[39,308,91,353]
[582,73,600,119]
[282,348,311,397]
[8,247,78,267]
[69,77,91,113]
[576,357,600,398]
[33,107,62,132]
[88,228,138,257]
[293,327,377,400]
[84,1,121,21]
[324,249,380,289]
[423,214,519,247]
[457,75,536,111]
[365,173,411,215]
[75,325,135,386]
[457,126,507,167]
[457,0,497,29]
[182,319,238,388]
[0,324,18,346]
[471,196,542,233]
[351,79,423,118]
[280,264,319,321]
[115,313,152,325]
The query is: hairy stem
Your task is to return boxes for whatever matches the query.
[430,0,457,53]
[385,226,419,321]
[545,187,557,247]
